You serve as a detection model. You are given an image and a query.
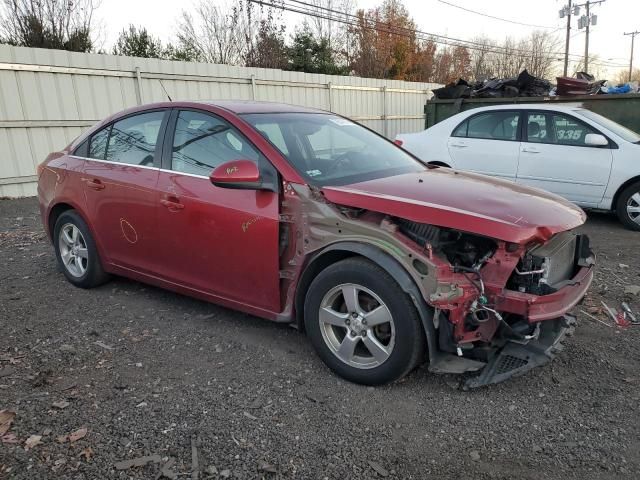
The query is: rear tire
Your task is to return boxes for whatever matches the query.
[304,257,425,385]
[53,210,109,288]
[615,181,640,231]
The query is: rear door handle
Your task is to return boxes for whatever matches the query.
[450,142,468,148]
[160,196,184,211]
[85,178,105,190]
[521,147,540,154]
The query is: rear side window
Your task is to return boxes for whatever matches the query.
[89,127,110,160]
[171,110,261,176]
[453,111,520,141]
[105,111,165,166]
[526,113,551,143]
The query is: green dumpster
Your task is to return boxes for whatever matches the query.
[425,94,640,134]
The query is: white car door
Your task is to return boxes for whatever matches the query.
[516,111,613,206]
[446,110,522,181]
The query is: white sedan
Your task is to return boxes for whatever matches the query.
[396,104,640,230]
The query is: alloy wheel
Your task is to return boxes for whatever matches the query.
[627,192,640,226]
[58,223,89,278]
[319,283,395,369]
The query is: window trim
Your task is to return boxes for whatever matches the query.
[451,109,523,142]
[523,109,618,149]
[81,108,170,166]
[162,107,280,192]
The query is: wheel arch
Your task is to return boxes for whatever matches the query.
[47,201,107,262]
[611,175,640,211]
[295,242,437,362]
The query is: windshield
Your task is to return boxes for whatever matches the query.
[577,109,640,143]
[242,113,426,186]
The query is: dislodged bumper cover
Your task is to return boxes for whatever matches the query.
[496,266,594,322]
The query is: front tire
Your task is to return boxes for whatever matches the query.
[53,210,109,288]
[304,257,425,385]
[615,181,640,231]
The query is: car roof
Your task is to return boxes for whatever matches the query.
[136,100,329,115]
[454,103,584,114]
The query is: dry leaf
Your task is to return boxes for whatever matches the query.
[79,446,94,461]
[0,410,15,436]
[69,427,87,442]
[1,433,19,444]
[24,434,42,450]
[52,401,70,409]
[56,435,68,443]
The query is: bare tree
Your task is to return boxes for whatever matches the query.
[469,35,497,81]
[304,0,355,65]
[0,0,99,51]
[525,30,561,79]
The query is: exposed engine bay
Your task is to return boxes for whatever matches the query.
[390,217,594,388]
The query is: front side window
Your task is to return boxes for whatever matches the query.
[171,110,261,176]
[453,111,520,141]
[242,113,425,186]
[105,111,164,166]
[552,114,597,146]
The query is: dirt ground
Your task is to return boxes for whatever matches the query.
[1,196,639,480]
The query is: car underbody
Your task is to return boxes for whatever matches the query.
[279,182,595,388]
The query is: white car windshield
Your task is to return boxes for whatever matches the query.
[242,113,426,186]
[577,109,640,144]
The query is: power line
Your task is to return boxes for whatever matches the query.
[252,0,628,68]
[437,0,556,29]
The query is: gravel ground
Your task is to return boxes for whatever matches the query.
[1,196,639,480]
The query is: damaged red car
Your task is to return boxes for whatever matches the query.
[37,101,595,388]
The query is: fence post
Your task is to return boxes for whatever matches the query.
[134,67,144,105]
[327,82,333,112]
[250,75,257,100]
[382,85,388,138]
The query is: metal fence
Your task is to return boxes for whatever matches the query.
[0,45,440,197]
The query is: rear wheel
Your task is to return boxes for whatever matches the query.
[615,181,640,231]
[304,257,425,385]
[53,210,109,288]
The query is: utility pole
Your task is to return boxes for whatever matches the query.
[574,0,605,74]
[584,1,591,73]
[560,1,572,76]
[624,31,640,82]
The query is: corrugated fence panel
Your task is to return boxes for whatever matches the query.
[0,44,440,197]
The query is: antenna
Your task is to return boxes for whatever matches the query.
[159,80,173,102]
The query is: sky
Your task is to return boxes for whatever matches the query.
[95,0,638,79]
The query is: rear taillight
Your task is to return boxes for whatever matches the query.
[394,139,403,147]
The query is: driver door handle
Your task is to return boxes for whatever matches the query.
[160,196,184,211]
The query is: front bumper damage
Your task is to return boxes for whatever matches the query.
[463,314,576,389]
[459,238,594,389]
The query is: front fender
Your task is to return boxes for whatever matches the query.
[296,241,438,364]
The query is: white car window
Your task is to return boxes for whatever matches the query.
[526,113,550,143]
[552,114,597,146]
[453,112,520,141]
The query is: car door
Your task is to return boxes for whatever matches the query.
[82,109,168,272]
[516,111,613,205]
[155,109,281,313]
[446,110,522,181]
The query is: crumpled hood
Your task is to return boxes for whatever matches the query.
[321,168,586,244]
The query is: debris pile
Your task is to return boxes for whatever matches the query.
[433,69,640,100]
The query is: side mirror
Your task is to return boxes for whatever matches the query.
[210,160,262,190]
[584,133,609,147]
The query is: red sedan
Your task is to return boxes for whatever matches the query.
[37,101,594,388]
